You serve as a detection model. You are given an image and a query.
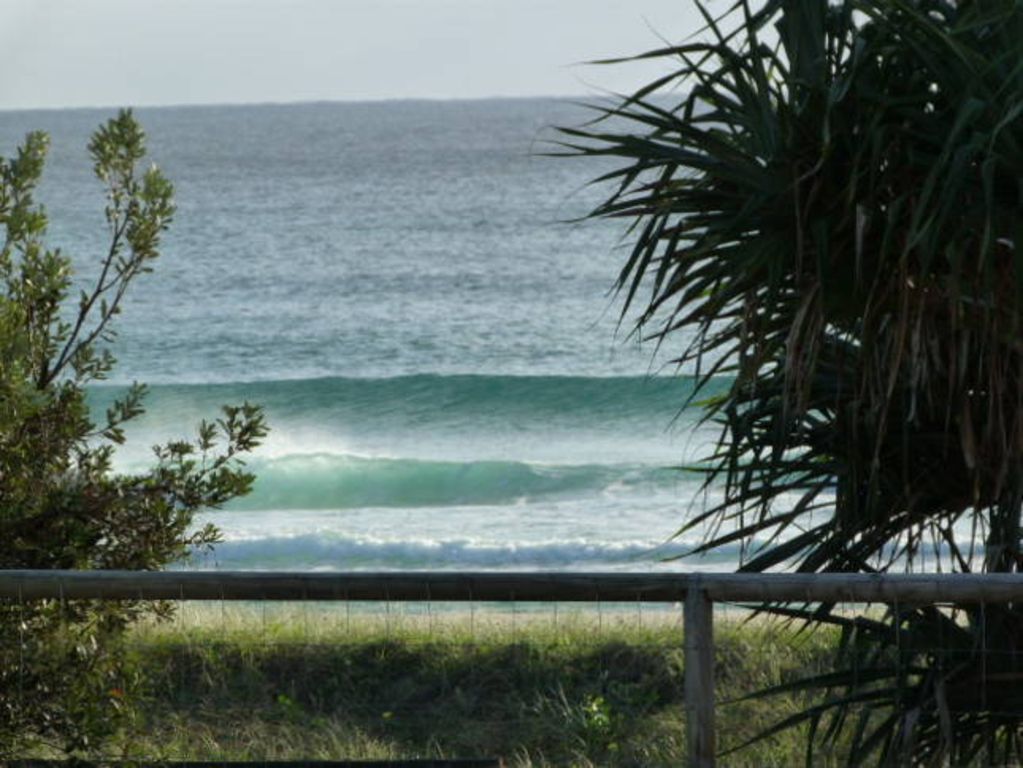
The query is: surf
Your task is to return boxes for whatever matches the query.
[227,454,684,511]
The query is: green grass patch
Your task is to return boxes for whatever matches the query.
[81,605,842,766]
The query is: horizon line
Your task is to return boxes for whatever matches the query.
[0,92,630,116]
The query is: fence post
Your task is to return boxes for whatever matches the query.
[685,583,715,768]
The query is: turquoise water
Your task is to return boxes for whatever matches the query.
[0,99,722,571]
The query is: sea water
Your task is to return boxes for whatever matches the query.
[0,99,733,572]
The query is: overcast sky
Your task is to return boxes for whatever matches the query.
[0,0,704,110]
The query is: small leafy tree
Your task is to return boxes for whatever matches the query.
[0,110,266,756]
[567,0,1023,763]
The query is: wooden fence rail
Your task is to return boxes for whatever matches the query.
[6,570,1023,768]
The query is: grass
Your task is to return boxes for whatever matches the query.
[89,604,840,766]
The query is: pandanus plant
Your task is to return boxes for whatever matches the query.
[565,0,1023,763]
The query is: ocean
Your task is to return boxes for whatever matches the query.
[0,99,728,572]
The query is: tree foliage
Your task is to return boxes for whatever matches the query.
[0,110,266,756]
[566,0,1023,763]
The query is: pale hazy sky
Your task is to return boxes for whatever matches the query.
[0,0,704,110]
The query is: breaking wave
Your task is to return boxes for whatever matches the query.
[230,454,684,510]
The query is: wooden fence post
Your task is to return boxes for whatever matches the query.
[685,584,715,768]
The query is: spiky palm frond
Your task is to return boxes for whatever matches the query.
[567,0,1023,763]
[730,601,1023,765]
[565,0,1023,575]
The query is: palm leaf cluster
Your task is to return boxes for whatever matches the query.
[564,0,1023,762]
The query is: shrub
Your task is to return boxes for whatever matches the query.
[0,110,266,757]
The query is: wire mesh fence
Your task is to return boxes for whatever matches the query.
[4,571,1023,767]
[146,599,688,761]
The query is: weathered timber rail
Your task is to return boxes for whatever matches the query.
[7,570,1023,768]
[7,569,1023,602]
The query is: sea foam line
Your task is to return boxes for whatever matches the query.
[188,533,727,570]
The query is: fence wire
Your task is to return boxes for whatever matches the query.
[5,591,689,765]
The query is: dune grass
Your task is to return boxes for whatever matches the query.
[55,602,847,767]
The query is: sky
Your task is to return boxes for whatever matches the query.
[0,0,705,110]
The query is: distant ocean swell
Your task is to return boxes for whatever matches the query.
[231,455,687,511]
[90,374,727,432]
[93,372,728,479]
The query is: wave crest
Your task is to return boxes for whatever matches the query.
[231,453,681,510]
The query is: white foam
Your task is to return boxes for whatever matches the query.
[189,532,709,571]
